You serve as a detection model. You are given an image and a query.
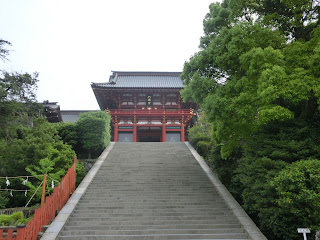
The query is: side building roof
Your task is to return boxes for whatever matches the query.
[91,71,184,89]
[60,110,98,123]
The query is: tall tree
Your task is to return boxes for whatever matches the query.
[0,39,40,141]
[76,111,111,158]
[182,0,320,158]
[228,0,320,40]
[0,39,11,61]
[0,39,84,208]
[182,1,320,239]
[0,71,40,141]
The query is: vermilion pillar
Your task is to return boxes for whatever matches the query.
[114,124,118,142]
[162,124,166,142]
[133,124,137,142]
[181,123,185,142]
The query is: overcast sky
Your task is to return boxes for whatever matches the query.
[0,0,217,110]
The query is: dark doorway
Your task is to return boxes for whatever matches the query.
[139,135,161,142]
[137,127,161,142]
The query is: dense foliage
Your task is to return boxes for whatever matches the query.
[0,39,11,61]
[76,111,111,158]
[183,1,320,239]
[57,111,111,159]
[0,212,30,226]
[188,113,212,161]
[0,39,86,208]
[0,70,40,142]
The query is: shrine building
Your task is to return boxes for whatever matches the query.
[91,71,196,142]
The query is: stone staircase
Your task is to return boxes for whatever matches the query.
[56,142,257,239]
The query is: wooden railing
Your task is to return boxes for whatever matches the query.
[107,108,194,116]
[0,157,77,240]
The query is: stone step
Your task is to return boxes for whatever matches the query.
[63,223,242,231]
[83,188,218,190]
[84,188,217,192]
[74,206,228,211]
[65,215,234,222]
[57,233,249,239]
[76,199,226,203]
[81,195,223,199]
[75,204,228,209]
[60,228,246,236]
[76,199,227,204]
[70,210,232,217]
[64,219,240,227]
[79,195,222,198]
[84,190,216,193]
[82,191,218,194]
[72,208,228,214]
[53,142,252,240]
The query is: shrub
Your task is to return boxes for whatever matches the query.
[0,212,25,226]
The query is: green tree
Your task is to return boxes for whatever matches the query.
[0,71,40,142]
[0,194,8,209]
[56,121,78,151]
[0,38,83,209]
[0,117,76,207]
[25,156,65,204]
[76,111,111,158]
[181,1,320,239]
[182,1,320,158]
[0,39,40,141]
[271,159,320,239]
[188,113,213,160]
[0,39,11,61]
[228,0,320,40]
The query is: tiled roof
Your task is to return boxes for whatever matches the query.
[60,110,97,123]
[92,71,184,89]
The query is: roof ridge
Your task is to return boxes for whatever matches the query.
[91,71,184,88]
[111,71,182,76]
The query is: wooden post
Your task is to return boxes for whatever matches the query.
[41,174,47,207]
[16,225,26,240]
[114,124,118,142]
[162,123,166,142]
[72,156,77,193]
[181,123,185,142]
[7,228,14,239]
[133,124,137,142]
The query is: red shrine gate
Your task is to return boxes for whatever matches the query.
[91,71,196,142]
[108,108,194,142]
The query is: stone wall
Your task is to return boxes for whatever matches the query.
[78,159,97,172]
[316,231,320,240]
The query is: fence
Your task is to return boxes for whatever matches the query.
[0,157,76,240]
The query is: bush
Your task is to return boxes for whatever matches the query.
[76,111,111,158]
[0,212,25,226]
[188,114,212,160]
[56,122,78,150]
[76,161,86,186]
[0,117,76,208]
[270,159,320,240]
[234,119,320,240]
